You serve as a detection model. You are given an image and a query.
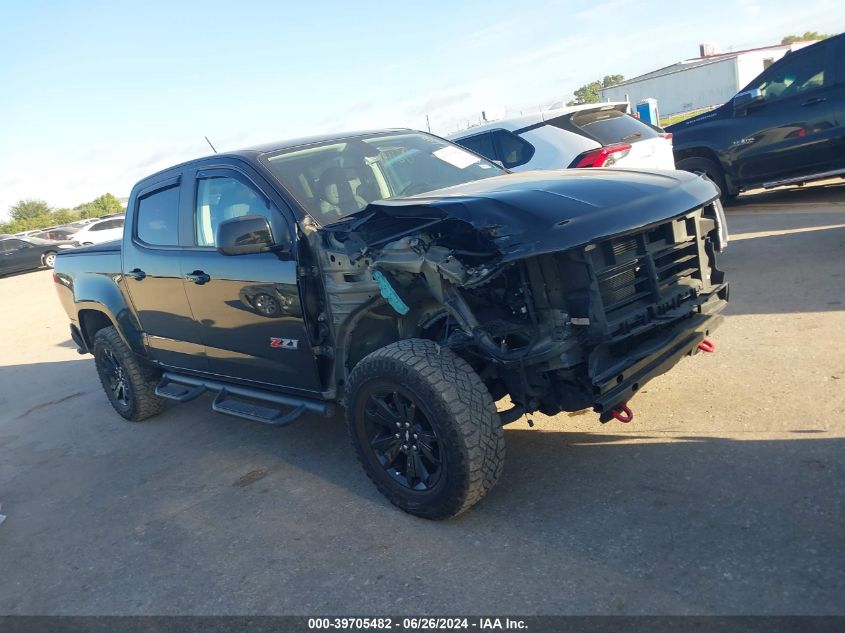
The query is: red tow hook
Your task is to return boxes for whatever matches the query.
[697,338,716,353]
[611,403,634,423]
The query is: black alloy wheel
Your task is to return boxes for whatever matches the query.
[97,345,132,409]
[362,386,444,491]
[345,339,505,519]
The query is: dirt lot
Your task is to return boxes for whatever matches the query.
[0,183,843,615]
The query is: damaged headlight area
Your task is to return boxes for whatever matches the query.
[319,200,728,424]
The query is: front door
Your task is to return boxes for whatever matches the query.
[179,168,322,394]
[729,42,838,186]
[0,239,43,274]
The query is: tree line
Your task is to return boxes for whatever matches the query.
[0,194,125,235]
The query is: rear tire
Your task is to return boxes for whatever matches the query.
[93,326,167,421]
[42,251,57,268]
[345,339,505,519]
[676,156,734,202]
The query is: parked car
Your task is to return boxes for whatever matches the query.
[449,103,675,171]
[54,130,728,519]
[70,217,125,245]
[32,226,80,241]
[0,236,76,275]
[669,34,845,199]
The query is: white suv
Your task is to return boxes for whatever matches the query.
[71,217,125,246]
[449,103,674,172]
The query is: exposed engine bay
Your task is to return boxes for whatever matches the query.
[308,170,730,423]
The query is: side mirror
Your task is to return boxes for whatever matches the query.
[216,215,276,256]
[734,88,763,110]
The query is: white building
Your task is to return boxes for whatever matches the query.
[599,41,816,116]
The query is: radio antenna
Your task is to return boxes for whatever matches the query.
[204,136,218,153]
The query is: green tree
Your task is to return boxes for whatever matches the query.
[781,32,834,44]
[9,198,52,222]
[76,193,124,218]
[567,74,625,106]
[52,208,77,224]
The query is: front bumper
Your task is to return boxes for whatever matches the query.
[591,283,728,421]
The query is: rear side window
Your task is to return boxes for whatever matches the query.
[552,110,658,145]
[455,132,496,161]
[491,130,534,168]
[136,185,180,246]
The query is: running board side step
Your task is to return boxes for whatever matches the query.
[156,372,335,426]
[155,378,206,402]
[212,389,307,426]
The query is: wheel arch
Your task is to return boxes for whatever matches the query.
[78,308,115,349]
[674,145,723,168]
[334,298,447,393]
[674,147,738,196]
[74,299,146,357]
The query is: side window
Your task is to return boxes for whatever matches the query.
[755,46,826,101]
[2,239,26,251]
[89,222,107,232]
[455,132,496,161]
[195,176,274,247]
[136,185,180,246]
[491,130,535,168]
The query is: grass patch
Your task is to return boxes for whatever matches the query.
[660,107,717,127]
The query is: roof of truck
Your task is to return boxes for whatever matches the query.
[134,129,417,187]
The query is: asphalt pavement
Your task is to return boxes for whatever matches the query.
[0,182,843,615]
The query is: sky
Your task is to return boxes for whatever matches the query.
[1,0,843,218]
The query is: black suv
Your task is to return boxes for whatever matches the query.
[669,34,845,199]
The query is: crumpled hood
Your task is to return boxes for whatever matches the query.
[329,168,719,262]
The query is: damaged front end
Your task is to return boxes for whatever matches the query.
[316,169,729,423]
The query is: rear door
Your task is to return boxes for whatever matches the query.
[122,175,207,370]
[179,164,323,394]
[729,41,838,185]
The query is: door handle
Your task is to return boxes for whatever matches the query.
[127,268,146,281]
[185,270,211,285]
[801,97,827,106]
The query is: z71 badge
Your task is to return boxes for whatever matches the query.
[270,337,299,350]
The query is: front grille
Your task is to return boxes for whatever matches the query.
[589,212,706,332]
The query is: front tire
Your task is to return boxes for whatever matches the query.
[345,339,505,519]
[93,326,167,421]
[42,251,57,268]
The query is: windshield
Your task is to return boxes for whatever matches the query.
[262,131,503,225]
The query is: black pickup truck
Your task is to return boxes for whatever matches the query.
[55,130,729,518]
[670,34,845,199]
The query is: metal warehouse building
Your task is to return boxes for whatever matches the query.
[600,41,815,116]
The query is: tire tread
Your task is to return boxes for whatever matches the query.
[345,339,505,519]
[93,326,166,422]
